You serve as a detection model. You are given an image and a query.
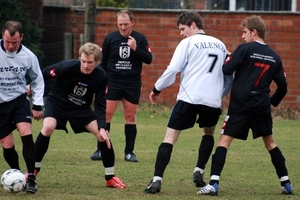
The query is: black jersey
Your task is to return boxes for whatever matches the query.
[100,30,152,83]
[42,59,107,128]
[223,41,287,115]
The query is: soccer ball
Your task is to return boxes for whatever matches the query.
[1,169,26,193]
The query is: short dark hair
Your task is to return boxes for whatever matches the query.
[2,21,23,37]
[177,11,204,30]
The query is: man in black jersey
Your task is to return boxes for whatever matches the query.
[198,15,293,196]
[0,20,44,193]
[30,43,126,189]
[90,10,152,162]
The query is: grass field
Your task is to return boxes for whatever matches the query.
[0,104,299,200]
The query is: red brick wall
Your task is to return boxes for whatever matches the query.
[42,7,300,115]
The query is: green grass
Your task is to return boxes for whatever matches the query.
[0,103,299,200]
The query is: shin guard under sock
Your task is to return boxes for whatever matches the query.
[154,143,173,177]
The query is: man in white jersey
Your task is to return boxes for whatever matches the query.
[144,11,232,194]
[0,21,44,193]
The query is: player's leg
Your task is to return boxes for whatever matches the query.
[254,113,292,194]
[145,101,192,194]
[198,114,249,195]
[34,117,57,174]
[122,82,141,162]
[90,100,118,161]
[122,98,139,162]
[13,96,37,193]
[145,127,181,194]
[262,135,293,194]
[197,134,233,196]
[0,99,20,170]
[193,105,221,187]
[193,126,215,187]
[85,120,126,189]
[17,121,37,193]
[0,133,20,170]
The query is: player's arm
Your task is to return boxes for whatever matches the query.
[149,40,186,104]
[27,57,44,120]
[223,45,244,75]
[99,37,109,72]
[94,75,111,148]
[222,74,234,98]
[42,60,69,80]
[94,75,107,131]
[270,62,288,107]
[128,35,152,64]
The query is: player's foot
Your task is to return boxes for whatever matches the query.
[282,183,293,194]
[197,183,218,196]
[106,176,126,189]
[24,169,39,182]
[124,153,138,162]
[193,171,206,187]
[24,178,38,193]
[90,150,102,161]
[144,179,162,194]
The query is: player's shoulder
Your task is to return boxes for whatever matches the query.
[56,59,80,72]
[106,31,120,38]
[204,34,226,45]
[62,59,80,67]
[95,65,107,76]
[20,44,38,58]
[131,30,147,39]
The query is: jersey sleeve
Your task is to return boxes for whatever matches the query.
[100,36,109,72]
[28,56,44,107]
[270,60,288,107]
[42,60,76,80]
[94,73,107,130]
[154,40,187,91]
[134,34,152,65]
[223,45,244,75]
[222,74,234,98]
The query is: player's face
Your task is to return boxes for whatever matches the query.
[117,14,133,38]
[178,24,194,38]
[79,53,99,75]
[241,27,254,43]
[2,30,23,52]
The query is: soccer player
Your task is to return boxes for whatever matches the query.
[0,20,44,193]
[31,42,126,189]
[90,9,152,162]
[198,15,293,196]
[144,11,232,194]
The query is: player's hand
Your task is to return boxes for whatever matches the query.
[128,36,137,51]
[149,91,160,104]
[26,85,32,96]
[31,110,43,121]
[99,128,111,149]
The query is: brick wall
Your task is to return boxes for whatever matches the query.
[42,7,300,117]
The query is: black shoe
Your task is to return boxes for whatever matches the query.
[193,171,206,187]
[145,179,162,194]
[90,150,102,161]
[25,178,37,193]
[124,153,138,162]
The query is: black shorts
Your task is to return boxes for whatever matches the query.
[106,80,141,104]
[44,98,96,133]
[221,113,273,140]
[167,100,222,130]
[0,94,31,139]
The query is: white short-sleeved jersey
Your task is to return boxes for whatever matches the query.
[154,33,227,108]
[0,40,44,106]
